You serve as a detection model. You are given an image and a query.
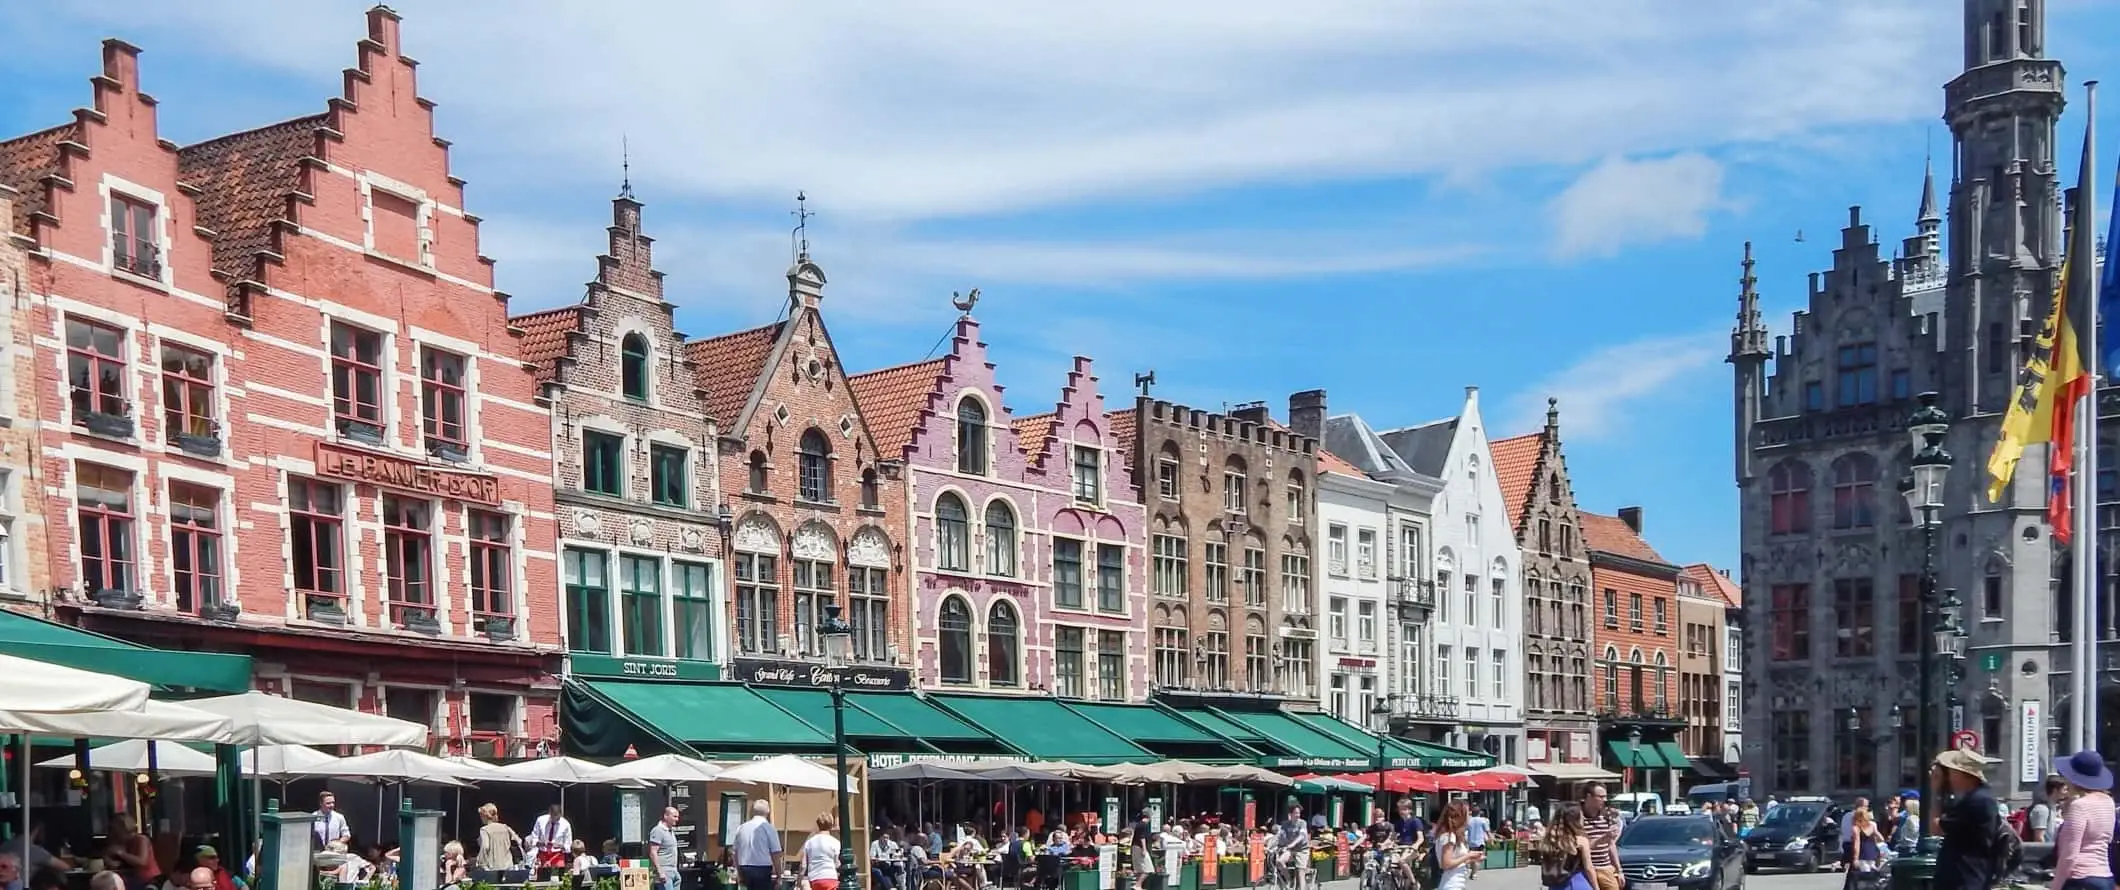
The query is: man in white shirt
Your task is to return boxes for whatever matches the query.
[530,804,574,872]
[314,792,352,848]
[731,800,783,890]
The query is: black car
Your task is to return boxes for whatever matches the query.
[1617,815,1745,890]
[1742,799,1846,873]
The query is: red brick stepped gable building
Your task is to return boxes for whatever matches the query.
[0,10,561,756]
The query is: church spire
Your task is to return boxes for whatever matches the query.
[1729,241,1769,360]
[1916,149,1941,232]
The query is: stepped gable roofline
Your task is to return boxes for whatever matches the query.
[1106,408,1137,447]
[846,357,949,460]
[685,321,784,430]
[0,122,80,238]
[177,113,332,299]
[1680,563,1742,608]
[1012,412,1057,460]
[1138,397,1317,456]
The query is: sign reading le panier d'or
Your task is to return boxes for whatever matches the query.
[315,442,501,505]
[730,657,911,691]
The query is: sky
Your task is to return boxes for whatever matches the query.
[3,0,2118,572]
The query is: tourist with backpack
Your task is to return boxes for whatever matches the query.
[1930,749,2005,890]
[2047,749,2114,890]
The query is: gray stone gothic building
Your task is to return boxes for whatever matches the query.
[1731,0,2109,804]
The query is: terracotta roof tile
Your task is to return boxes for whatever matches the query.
[1318,448,1365,476]
[1681,563,1741,607]
[177,115,328,285]
[846,358,947,459]
[1106,408,1137,448]
[1490,432,1544,531]
[1581,511,1668,565]
[684,322,783,428]
[1012,412,1056,459]
[0,122,76,236]
[511,307,582,383]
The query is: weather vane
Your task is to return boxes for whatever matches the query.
[951,288,980,314]
[1135,371,1156,396]
[791,191,813,261]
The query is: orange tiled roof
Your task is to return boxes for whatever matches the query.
[1490,432,1543,530]
[0,122,77,236]
[684,322,783,428]
[1318,448,1364,476]
[1106,408,1137,447]
[1581,511,1668,565]
[1013,412,1057,459]
[1681,563,1742,607]
[177,115,329,284]
[847,358,947,459]
[511,307,582,383]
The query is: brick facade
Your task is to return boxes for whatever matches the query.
[1491,402,1599,768]
[0,183,47,602]
[1582,507,1685,790]
[515,194,728,668]
[1674,566,1727,760]
[1120,396,1320,699]
[690,254,908,669]
[0,12,560,758]
[852,315,1146,697]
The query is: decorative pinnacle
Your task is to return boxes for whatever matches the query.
[619,135,633,199]
[791,191,813,262]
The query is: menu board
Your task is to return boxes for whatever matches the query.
[1201,836,1220,885]
[1098,844,1117,890]
[1247,835,1266,884]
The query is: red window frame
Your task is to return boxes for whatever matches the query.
[65,318,127,421]
[469,510,513,616]
[169,483,222,614]
[328,323,384,427]
[159,343,216,439]
[1768,461,1813,534]
[288,478,345,599]
[420,347,467,450]
[1769,583,1811,660]
[382,497,433,616]
[110,193,158,277]
[74,464,135,594]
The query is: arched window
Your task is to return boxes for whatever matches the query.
[747,451,769,493]
[935,494,970,572]
[620,333,650,401]
[797,429,831,502]
[938,596,973,684]
[1628,648,1646,710]
[985,501,1017,577]
[1652,650,1669,709]
[1768,460,1814,534]
[987,600,1020,687]
[956,397,988,476]
[1831,453,1878,529]
[1284,470,1306,523]
[859,468,879,509]
[1602,645,1619,707]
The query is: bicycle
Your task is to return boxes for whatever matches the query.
[1264,847,1315,890]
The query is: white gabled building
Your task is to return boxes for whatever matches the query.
[1312,447,1396,724]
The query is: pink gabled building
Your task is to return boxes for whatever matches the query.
[851,314,1147,700]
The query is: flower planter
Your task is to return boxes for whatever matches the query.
[1180,861,1201,890]
[1064,868,1102,890]
[1218,860,1249,888]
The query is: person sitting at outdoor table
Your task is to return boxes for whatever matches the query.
[183,867,216,890]
[870,827,904,890]
[905,833,934,881]
[441,841,469,886]
[0,852,20,890]
[104,816,160,890]
[6,822,63,875]
[192,846,242,890]
[569,840,598,882]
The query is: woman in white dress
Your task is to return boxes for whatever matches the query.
[1431,802,1486,890]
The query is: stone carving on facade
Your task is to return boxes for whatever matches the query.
[848,527,891,568]
[792,524,836,561]
[680,527,704,552]
[629,517,653,546]
[1830,541,1872,576]
[733,516,779,553]
[574,511,602,537]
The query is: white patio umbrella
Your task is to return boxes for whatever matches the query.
[308,749,478,786]
[487,756,621,785]
[717,754,857,793]
[0,698,240,743]
[37,739,218,777]
[244,744,344,780]
[594,753,728,785]
[0,654,150,713]
[184,691,428,746]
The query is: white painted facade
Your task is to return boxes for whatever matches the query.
[1317,467,1394,727]
[1426,390,1527,764]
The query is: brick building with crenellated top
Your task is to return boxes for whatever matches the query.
[0,10,561,757]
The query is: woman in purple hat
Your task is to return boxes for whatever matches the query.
[2048,750,2114,890]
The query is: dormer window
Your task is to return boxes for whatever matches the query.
[956,397,988,476]
[620,333,650,402]
[110,194,159,279]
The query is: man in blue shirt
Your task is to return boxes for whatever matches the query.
[730,800,783,890]
[1465,806,1491,875]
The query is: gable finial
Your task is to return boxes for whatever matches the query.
[619,134,633,199]
[951,288,981,315]
[791,191,813,262]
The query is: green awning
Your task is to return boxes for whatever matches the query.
[749,688,1011,755]
[850,693,1003,747]
[0,610,251,692]
[1058,701,1255,761]
[1176,708,1299,756]
[1284,711,1494,770]
[1213,708,1375,768]
[928,695,1153,764]
[585,680,833,753]
[1605,740,1667,769]
[1654,741,1692,769]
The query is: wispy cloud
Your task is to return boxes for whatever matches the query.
[1550,154,1729,259]
[1503,329,1724,439]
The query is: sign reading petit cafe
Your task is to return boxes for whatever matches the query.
[315,443,502,505]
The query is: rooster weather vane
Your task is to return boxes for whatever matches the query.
[952,288,981,314]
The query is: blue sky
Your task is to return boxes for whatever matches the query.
[4,1,2118,571]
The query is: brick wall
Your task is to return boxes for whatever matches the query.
[0,184,48,602]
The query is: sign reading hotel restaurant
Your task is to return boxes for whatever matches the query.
[314,442,501,505]
[730,657,911,691]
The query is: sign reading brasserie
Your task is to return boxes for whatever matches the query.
[730,657,911,691]
[315,442,501,505]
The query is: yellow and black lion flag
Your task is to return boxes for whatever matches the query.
[1985,258,2083,515]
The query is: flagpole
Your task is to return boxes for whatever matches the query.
[2069,80,2099,754]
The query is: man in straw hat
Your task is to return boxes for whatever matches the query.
[1930,748,2006,890]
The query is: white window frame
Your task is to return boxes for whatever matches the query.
[1356,600,1377,647]
[0,467,15,593]
[1328,597,1348,646]
[1355,527,1377,578]
[99,174,174,290]
[1326,524,1348,576]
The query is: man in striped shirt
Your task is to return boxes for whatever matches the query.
[1583,786,1621,890]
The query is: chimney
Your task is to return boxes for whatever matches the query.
[1230,401,1270,425]
[1288,390,1327,440]
[1618,506,1643,534]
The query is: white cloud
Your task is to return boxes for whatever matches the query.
[19,0,1956,224]
[1550,154,1728,259]
[1504,330,1724,439]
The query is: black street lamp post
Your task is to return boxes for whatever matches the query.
[1371,697,1393,808]
[1897,392,1951,842]
[1626,728,1642,796]
[818,602,863,890]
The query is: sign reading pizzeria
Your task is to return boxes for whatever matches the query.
[730,657,911,691]
[314,442,502,505]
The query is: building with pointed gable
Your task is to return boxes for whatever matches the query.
[0,9,562,753]
[849,314,1146,699]
[1490,400,1607,788]
[514,191,728,684]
